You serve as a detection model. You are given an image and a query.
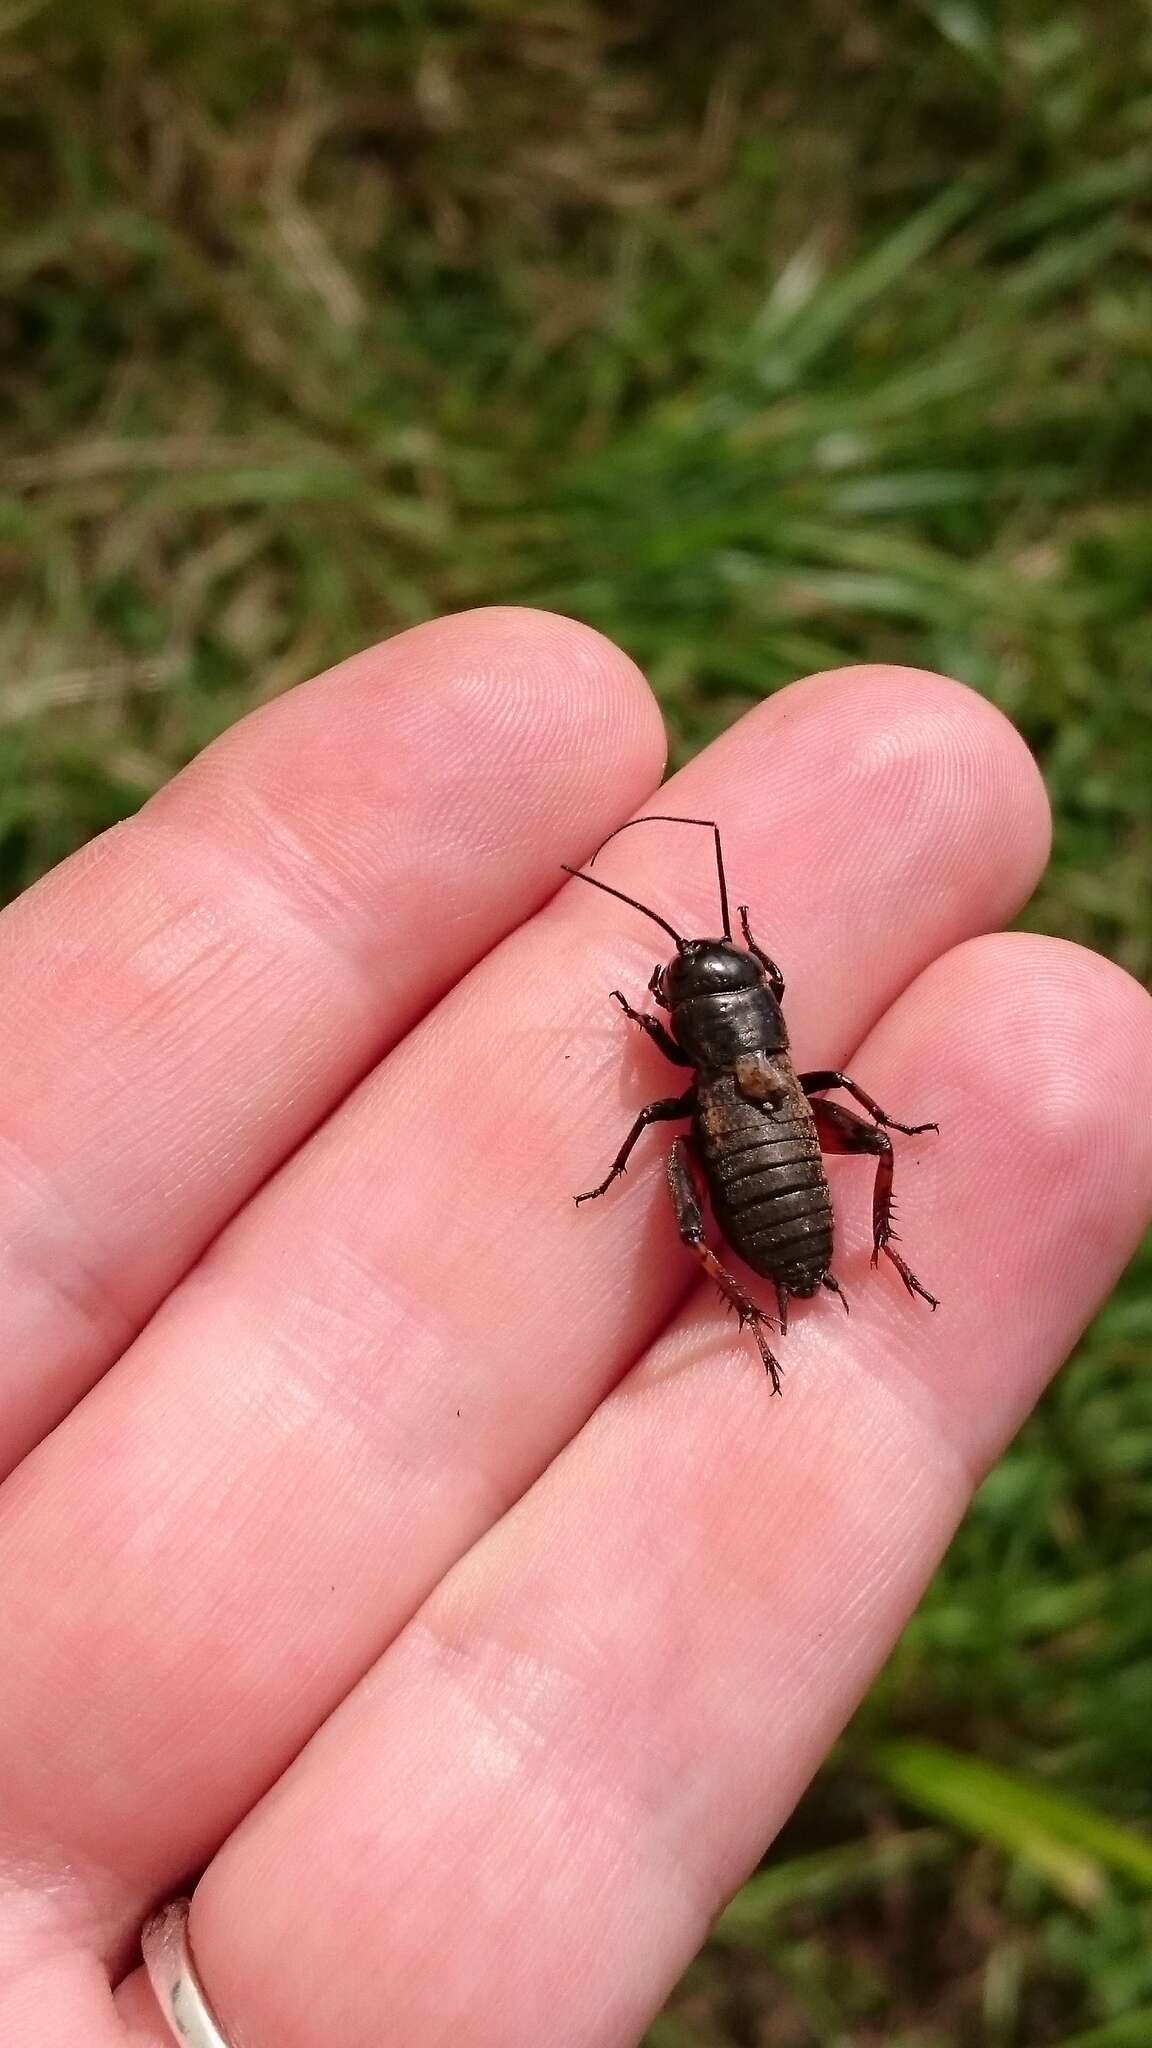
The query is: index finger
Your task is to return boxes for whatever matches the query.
[0,606,664,1472]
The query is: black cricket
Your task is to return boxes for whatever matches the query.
[563,816,938,1392]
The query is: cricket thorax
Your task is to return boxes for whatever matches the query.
[671,983,788,1068]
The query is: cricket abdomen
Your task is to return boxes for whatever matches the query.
[696,1066,833,1295]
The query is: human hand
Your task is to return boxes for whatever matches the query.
[0,609,1148,2048]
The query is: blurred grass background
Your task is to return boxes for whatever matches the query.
[3,1,1151,2041]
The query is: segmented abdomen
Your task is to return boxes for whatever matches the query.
[697,1070,832,1293]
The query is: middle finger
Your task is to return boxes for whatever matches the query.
[0,665,1048,1953]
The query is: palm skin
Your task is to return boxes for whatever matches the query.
[0,609,1147,2048]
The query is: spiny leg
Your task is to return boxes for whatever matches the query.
[800,1069,938,1138]
[575,1089,695,1205]
[667,1137,784,1393]
[610,989,691,1066]
[810,1096,939,1310]
[737,906,785,1000]
[647,962,670,1011]
[822,1271,850,1316]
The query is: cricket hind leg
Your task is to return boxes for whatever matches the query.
[810,1096,938,1309]
[800,1069,937,1137]
[822,1271,850,1316]
[667,1138,784,1393]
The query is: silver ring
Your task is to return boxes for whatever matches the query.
[142,1897,233,2048]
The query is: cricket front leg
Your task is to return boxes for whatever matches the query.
[737,907,785,1000]
[609,990,692,1066]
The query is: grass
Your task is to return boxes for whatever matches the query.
[3,1,1151,2040]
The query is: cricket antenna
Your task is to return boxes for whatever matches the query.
[587,815,731,941]
[559,866,687,950]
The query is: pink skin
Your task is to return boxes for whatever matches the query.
[0,607,661,1472]
[0,610,1147,2048]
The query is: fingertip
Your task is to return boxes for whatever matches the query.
[141,607,666,949]
[696,663,1051,950]
[928,928,1152,1080]
[789,662,1052,891]
[978,929,1152,1136]
[893,929,1152,1257]
[371,605,668,802]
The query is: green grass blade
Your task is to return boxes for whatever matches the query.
[877,1743,1152,1906]
[642,2020,699,2048]
[1049,2015,1152,2048]
[914,0,1001,75]
[712,1830,950,1948]
[754,180,984,388]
